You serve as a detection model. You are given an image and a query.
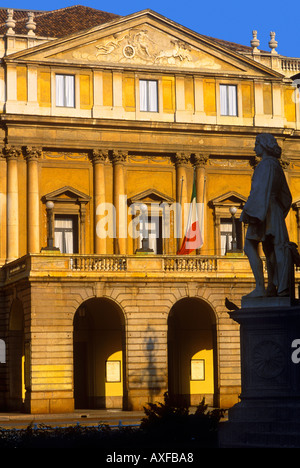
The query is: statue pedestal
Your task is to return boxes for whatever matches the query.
[219,299,300,448]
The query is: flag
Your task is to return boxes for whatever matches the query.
[177,176,204,255]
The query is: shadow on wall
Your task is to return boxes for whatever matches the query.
[145,325,162,403]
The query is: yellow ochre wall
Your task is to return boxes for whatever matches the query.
[11,65,296,125]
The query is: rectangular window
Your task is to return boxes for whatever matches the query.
[54,215,78,253]
[139,217,163,254]
[220,217,242,255]
[56,74,75,107]
[220,84,237,116]
[140,79,158,112]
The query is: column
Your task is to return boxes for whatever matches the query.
[92,149,108,254]
[194,153,208,253]
[0,152,7,265]
[174,152,190,251]
[3,145,21,262]
[112,150,127,255]
[25,146,41,254]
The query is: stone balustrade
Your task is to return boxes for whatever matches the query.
[1,253,253,283]
[281,58,300,73]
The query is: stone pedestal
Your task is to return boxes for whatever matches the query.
[219,299,300,448]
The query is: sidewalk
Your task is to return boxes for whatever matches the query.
[0,409,145,429]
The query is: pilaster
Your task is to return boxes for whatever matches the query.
[3,145,21,262]
[91,149,108,254]
[112,150,128,254]
[24,146,42,254]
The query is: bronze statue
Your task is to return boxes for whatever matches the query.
[240,133,294,298]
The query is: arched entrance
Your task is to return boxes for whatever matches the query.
[8,298,25,411]
[168,297,217,407]
[73,297,126,409]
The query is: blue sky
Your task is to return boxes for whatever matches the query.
[3,0,299,58]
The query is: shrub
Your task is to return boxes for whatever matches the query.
[140,392,225,448]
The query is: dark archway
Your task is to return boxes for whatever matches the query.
[73,297,126,409]
[168,297,217,407]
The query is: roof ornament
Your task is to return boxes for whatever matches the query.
[26,12,36,36]
[250,30,260,54]
[269,31,278,54]
[5,9,15,35]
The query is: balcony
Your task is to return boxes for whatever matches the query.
[1,252,260,285]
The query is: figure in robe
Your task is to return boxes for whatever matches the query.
[240,133,293,298]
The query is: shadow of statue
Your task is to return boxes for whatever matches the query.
[145,325,162,403]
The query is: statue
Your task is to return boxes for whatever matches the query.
[240,133,296,298]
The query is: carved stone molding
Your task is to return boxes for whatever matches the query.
[279,156,290,169]
[24,146,42,161]
[91,149,109,164]
[193,153,209,168]
[252,340,285,379]
[174,152,191,167]
[2,145,22,160]
[111,150,128,164]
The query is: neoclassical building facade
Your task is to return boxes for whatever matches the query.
[0,6,300,413]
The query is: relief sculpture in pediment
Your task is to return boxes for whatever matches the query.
[72,25,223,69]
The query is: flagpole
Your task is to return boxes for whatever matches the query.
[177,176,184,253]
[198,175,206,254]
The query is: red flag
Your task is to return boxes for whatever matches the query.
[177,177,203,255]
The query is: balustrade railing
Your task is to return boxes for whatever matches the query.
[70,255,127,271]
[281,58,300,73]
[163,255,217,272]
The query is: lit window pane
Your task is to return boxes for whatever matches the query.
[56,74,75,108]
[220,84,237,116]
[139,80,158,112]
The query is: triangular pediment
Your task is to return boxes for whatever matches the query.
[5,10,283,78]
[42,186,90,204]
[209,191,247,207]
[128,188,174,205]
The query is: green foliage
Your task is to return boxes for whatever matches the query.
[140,392,225,447]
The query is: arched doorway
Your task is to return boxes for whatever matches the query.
[8,298,25,411]
[73,297,126,409]
[168,297,217,407]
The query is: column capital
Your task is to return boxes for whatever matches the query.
[111,150,128,164]
[24,146,42,161]
[174,152,191,167]
[279,156,290,169]
[2,145,22,160]
[91,148,109,164]
[193,152,209,168]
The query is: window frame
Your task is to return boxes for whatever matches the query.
[54,214,79,254]
[55,74,75,108]
[139,79,159,112]
[219,83,238,117]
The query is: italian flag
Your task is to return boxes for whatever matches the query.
[177,177,204,255]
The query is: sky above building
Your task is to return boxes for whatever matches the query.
[2,0,299,58]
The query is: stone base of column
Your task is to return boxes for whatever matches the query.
[219,300,300,448]
[24,391,74,414]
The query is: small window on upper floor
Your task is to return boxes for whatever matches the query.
[0,339,6,363]
[139,79,158,112]
[54,215,78,253]
[220,84,238,116]
[56,74,75,108]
